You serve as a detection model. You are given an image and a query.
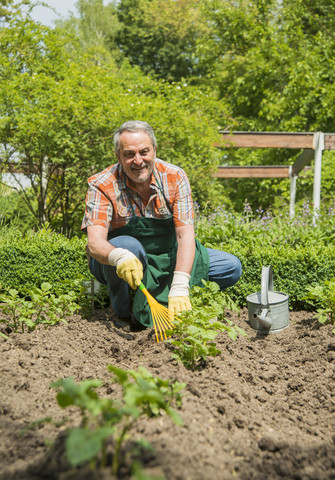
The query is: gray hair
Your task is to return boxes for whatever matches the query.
[113,120,157,155]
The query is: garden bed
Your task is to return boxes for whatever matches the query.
[1,307,335,480]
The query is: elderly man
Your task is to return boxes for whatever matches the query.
[82,120,241,330]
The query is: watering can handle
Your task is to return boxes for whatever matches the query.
[260,266,274,309]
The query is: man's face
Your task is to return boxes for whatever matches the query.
[117,131,156,185]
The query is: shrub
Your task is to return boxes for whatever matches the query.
[303,278,335,333]
[195,203,335,310]
[0,226,89,293]
[1,203,335,313]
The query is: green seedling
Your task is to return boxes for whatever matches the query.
[28,282,78,325]
[17,416,65,437]
[0,282,79,336]
[303,278,335,333]
[71,276,109,318]
[167,280,247,370]
[0,288,25,336]
[51,365,185,475]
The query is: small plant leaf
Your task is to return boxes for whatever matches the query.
[40,282,52,292]
[66,426,114,466]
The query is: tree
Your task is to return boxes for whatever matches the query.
[55,0,121,55]
[193,0,335,211]
[1,13,231,236]
[197,0,335,132]
[115,0,209,81]
[0,0,30,20]
[0,16,121,235]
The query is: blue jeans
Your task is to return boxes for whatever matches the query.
[89,236,242,318]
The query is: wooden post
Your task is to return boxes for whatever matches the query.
[40,157,48,224]
[289,167,297,219]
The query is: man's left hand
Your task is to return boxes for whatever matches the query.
[168,295,191,314]
[168,271,192,314]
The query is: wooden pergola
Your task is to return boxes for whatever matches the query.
[212,131,335,220]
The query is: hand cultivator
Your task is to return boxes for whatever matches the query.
[139,282,179,342]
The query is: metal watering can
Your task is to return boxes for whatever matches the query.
[246,266,289,334]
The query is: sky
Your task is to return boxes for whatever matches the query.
[30,0,78,26]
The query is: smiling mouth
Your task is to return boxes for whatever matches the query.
[131,166,147,171]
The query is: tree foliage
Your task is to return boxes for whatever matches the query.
[0,17,117,235]
[2,0,335,228]
[0,13,230,235]
[115,0,209,81]
[55,0,121,54]
[0,0,29,20]
[197,0,335,133]
[198,0,335,210]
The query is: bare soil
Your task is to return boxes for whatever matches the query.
[1,307,335,480]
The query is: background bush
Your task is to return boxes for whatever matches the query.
[0,227,90,293]
[1,202,334,312]
[195,203,335,311]
[220,242,335,311]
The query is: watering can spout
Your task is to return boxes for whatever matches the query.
[255,308,272,329]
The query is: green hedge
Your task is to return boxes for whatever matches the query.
[0,226,334,311]
[209,241,335,310]
[0,228,90,292]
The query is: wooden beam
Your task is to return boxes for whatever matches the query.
[216,132,315,149]
[212,165,312,178]
[324,134,335,150]
[213,166,291,178]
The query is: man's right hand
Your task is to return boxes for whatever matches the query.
[108,248,143,289]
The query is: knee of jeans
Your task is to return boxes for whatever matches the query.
[108,235,147,265]
[109,235,140,250]
[231,256,242,284]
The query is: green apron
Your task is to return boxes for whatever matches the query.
[108,174,209,327]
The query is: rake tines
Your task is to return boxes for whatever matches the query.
[139,282,179,342]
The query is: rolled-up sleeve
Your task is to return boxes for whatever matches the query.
[81,184,113,232]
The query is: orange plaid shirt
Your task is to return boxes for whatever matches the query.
[81,159,194,234]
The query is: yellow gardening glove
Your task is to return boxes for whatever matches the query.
[168,296,192,314]
[108,248,143,290]
[168,271,192,315]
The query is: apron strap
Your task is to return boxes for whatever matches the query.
[152,170,173,215]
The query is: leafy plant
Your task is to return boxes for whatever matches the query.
[62,276,110,319]
[303,278,335,333]
[122,366,185,418]
[131,460,166,480]
[51,365,185,475]
[167,281,246,370]
[28,282,79,324]
[0,282,79,337]
[0,288,31,337]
